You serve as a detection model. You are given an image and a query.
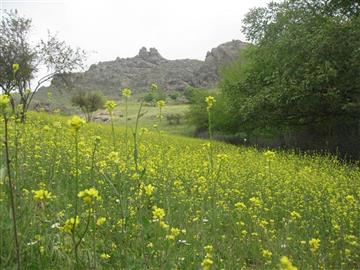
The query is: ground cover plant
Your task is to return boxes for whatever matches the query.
[0,93,359,270]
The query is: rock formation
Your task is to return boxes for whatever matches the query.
[42,40,248,95]
[192,40,248,88]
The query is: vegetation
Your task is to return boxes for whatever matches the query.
[166,113,182,125]
[108,101,191,135]
[230,0,360,134]
[1,1,360,269]
[188,0,360,157]
[0,103,359,268]
[71,91,105,122]
[187,89,231,133]
[0,11,85,122]
[143,83,167,105]
[169,91,180,102]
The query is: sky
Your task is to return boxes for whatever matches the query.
[1,0,270,69]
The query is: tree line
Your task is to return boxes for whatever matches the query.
[189,0,360,158]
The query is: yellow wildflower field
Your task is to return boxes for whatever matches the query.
[0,112,359,269]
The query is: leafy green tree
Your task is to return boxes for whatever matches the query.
[71,91,105,122]
[0,10,86,122]
[144,92,155,103]
[222,0,360,145]
[187,89,231,133]
[169,91,180,102]
[144,83,166,105]
[154,88,166,102]
[184,87,196,103]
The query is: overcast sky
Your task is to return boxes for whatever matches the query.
[2,0,270,67]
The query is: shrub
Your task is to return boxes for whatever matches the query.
[71,91,105,122]
[186,89,232,133]
[166,113,182,125]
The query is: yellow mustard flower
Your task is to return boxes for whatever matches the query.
[144,184,155,196]
[201,245,214,270]
[122,88,132,97]
[309,238,321,253]
[156,100,165,108]
[235,202,246,210]
[96,217,107,226]
[264,150,276,161]
[12,63,19,73]
[32,189,53,201]
[204,245,213,253]
[345,195,356,205]
[159,221,169,229]
[78,187,101,204]
[151,83,158,90]
[105,100,117,112]
[262,249,272,258]
[100,253,110,260]
[152,206,165,220]
[280,256,298,270]
[68,116,85,131]
[201,257,213,270]
[60,216,80,233]
[290,211,301,220]
[249,197,262,207]
[205,96,216,110]
[0,94,10,111]
[166,227,181,240]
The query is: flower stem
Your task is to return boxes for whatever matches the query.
[72,131,80,269]
[133,101,144,173]
[207,109,213,174]
[4,116,21,270]
[110,113,116,151]
[125,97,128,161]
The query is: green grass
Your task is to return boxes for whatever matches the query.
[33,90,195,135]
[112,102,193,135]
[0,111,359,269]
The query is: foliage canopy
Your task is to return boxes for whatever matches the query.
[0,10,86,121]
[220,0,360,154]
[71,91,105,122]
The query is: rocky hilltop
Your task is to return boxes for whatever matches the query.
[45,40,248,94]
[193,40,248,88]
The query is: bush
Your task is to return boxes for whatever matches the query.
[144,92,155,103]
[184,87,203,103]
[144,85,166,105]
[166,113,182,125]
[218,0,360,157]
[186,89,232,133]
[71,91,105,122]
[169,92,180,102]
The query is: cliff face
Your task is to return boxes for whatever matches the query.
[47,40,248,94]
[192,40,248,88]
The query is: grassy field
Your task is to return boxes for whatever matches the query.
[111,102,193,135]
[0,111,359,269]
[33,90,195,136]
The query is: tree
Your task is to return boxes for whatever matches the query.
[71,91,105,122]
[222,0,360,143]
[0,10,86,122]
[169,91,180,102]
[144,83,166,105]
[187,89,232,133]
[144,92,155,103]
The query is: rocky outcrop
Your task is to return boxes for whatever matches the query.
[192,40,248,88]
[44,40,248,94]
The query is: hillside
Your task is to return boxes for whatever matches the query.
[1,112,359,269]
[36,40,248,99]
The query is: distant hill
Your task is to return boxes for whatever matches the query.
[193,40,248,88]
[36,40,248,100]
